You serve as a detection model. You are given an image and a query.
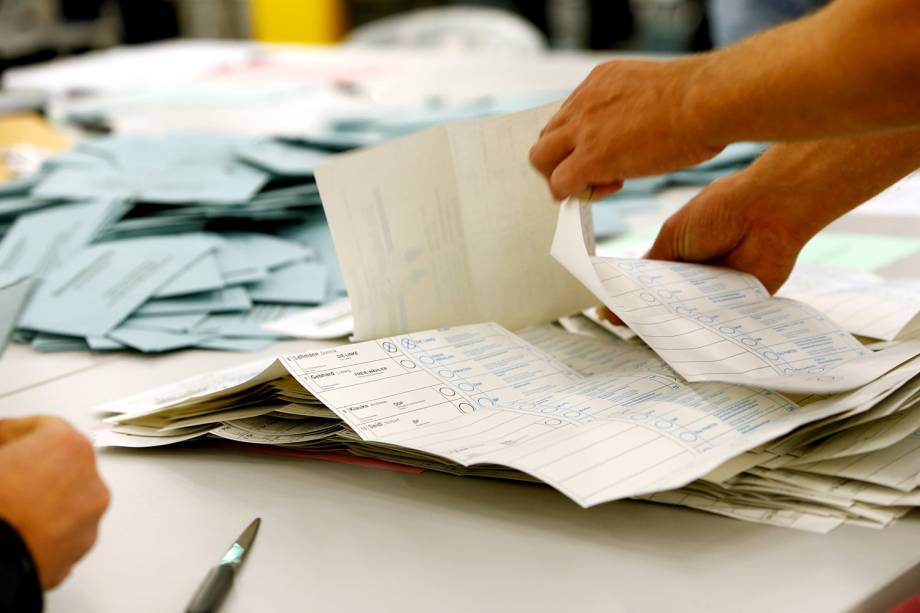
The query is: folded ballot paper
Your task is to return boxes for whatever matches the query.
[98,106,920,531]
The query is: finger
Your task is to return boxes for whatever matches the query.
[721,238,800,294]
[89,478,112,518]
[551,76,593,126]
[550,143,628,201]
[40,561,73,590]
[588,181,623,201]
[549,152,594,201]
[529,129,574,180]
[645,219,682,262]
[73,524,100,561]
[598,306,625,326]
[0,415,54,444]
[540,103,574,136]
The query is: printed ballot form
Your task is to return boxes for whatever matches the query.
[314,104,595,341]
[102,322,810,506]
[99,318,920,512]
[551,200,920,393]
[779,266,920,342]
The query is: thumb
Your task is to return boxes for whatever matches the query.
[719,232,801,294]
[645,180,749,264]
[645,215,685,262]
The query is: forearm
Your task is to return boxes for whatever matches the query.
[684,0,920,146]
[741,128,920,241]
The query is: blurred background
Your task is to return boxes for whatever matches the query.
[0,0,769,78]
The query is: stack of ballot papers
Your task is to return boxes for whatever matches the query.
[98,196,920,532]
[97,318,920,533]
[0,133,356,353]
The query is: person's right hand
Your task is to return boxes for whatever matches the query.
[529,57,723,201]
[0,415,109,589]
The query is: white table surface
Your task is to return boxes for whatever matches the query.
[2,42,919,613]
[1,210,918,613]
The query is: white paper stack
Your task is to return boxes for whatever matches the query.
[97,315,920,532]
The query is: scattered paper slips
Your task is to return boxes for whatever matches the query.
[21,235,216,337]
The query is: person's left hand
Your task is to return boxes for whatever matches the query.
[529,58,723,200]
[599,170,809,325]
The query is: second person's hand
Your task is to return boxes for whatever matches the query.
[0,416,110,590]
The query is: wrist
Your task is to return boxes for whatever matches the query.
[733,146,849,243]
[676,53,734,151]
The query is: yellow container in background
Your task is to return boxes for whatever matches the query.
[250,0,345,44]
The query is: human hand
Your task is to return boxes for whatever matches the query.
[601,170,811,325]
[529,58,724,200]
[598,131,920,325]
[0,416,110,589]
[647,172,810,293]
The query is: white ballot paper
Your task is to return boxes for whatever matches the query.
[779,266,920,341]
[260,298,353,340]
[314,104,595,341]
[101,321,881,508]
[550,200,920,393]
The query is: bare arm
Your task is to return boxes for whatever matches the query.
[530,0,920,199]
[689,0,920,144]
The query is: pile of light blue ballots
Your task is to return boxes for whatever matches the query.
[0,133,345,354]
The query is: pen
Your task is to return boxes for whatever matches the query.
[185,518,261,613]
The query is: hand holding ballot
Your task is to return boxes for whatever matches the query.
[99,102,920,535]
[598,131,920,312]
[532,0,920,204]
[531,0,920,296]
